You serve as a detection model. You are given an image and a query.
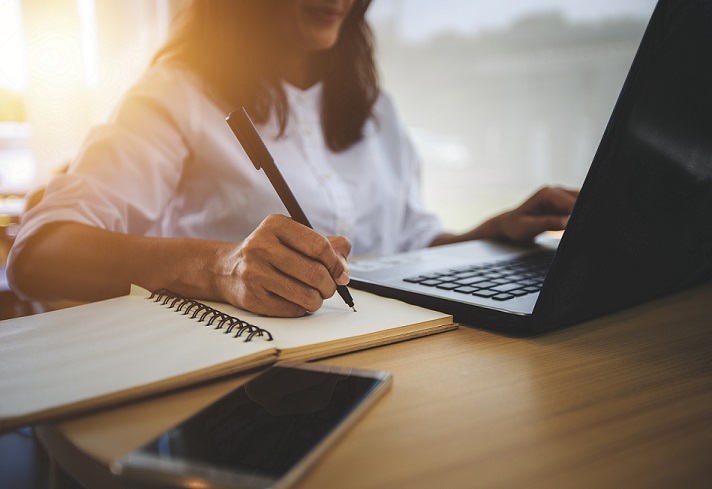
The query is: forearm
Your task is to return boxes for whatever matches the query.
[9,222,234,303]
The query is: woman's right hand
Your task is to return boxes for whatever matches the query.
[219,214,352,317]
[8,216,350,317]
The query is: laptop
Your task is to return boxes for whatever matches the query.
[349,0,712,336]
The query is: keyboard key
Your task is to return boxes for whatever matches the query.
[419,279,442,287]
[454,271,479,279]
[455,277,490,286]
[484,272,506,279]
[448,267,468,273]
[492,293,515,301]
[491,283,523,293]
[472,281,498,289]
[521,278,541,286]
[472,289,499,298]
[509,289,529,297]
[434,275,458,283]
[454,286,479,294]
[421,272,449,280]
[435,282,461,290]
[404,276,427,283]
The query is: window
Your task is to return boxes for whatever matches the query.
[0,0,32,193]
[368,0,657,230]
[0,0,181,195]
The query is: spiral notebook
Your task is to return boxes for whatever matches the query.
[0,286,455,433]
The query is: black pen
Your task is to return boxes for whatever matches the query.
[226,107,356,312]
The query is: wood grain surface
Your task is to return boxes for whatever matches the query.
[37,283,712,489]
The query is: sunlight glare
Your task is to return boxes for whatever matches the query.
[77,0,99,89]
[0,0,28,90]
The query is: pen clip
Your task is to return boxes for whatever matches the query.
[226,107,273,171]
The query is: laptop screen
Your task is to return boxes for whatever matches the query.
[536,0,712,328]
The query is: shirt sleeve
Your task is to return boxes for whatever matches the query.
[8,66,194,271]
[397,132,445,251]
[378,94,444,252]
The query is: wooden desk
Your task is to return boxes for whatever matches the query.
[36,284,712,488]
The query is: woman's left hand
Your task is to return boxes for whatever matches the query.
[431,186,580,247]
[490,186,579,243]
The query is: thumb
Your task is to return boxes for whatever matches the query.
[520,215,569,240]
[327,235,352,285]
[329,235,352,260]
[334,256,350,286]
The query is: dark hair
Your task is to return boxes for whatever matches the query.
[152,0,379,152]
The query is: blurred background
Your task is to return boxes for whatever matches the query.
[0,0,657,240]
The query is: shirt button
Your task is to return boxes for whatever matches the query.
[305,126,313,135]
[298,93,306,103]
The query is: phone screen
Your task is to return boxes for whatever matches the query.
[113,363,391,488]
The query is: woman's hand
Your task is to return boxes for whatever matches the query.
[430,186,579,247]
[219,215,352,317]
[488,186,579,243]
[8,217,350,318]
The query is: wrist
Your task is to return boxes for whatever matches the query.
[153,238,235,302]
[466,212,510,242]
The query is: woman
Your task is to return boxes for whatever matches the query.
[7,0,577,317]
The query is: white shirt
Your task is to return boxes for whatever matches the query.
[9,64,443,270]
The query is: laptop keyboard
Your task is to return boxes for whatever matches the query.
[402,250,554,302]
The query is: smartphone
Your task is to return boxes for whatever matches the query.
[110,361,392,489]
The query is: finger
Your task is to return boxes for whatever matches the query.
[262,268,326,312]
[553,186,580,208]
[291,233,348,284]
[228,261,312,317]
[560,187,580,198]
[328,235,352,260]
[234,217,333,310]
[270,251,338,300]
[270,220,349,286]
[327,235,352,285]
[517,215,569,241]
[239,230,336,301]
[240,285,310,317]
[529,187,578,215]
[236,262,325,315]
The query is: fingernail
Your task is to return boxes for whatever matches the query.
[337,271,350,285]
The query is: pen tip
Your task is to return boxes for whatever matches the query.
[351,306,357,312]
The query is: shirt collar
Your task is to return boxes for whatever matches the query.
[283,81,323,112]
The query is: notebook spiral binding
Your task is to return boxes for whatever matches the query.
[148,290,273,342]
